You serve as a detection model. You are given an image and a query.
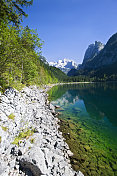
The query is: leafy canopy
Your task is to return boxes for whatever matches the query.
[0,0,33,26]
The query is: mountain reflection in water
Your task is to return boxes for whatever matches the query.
[51,83,117,126]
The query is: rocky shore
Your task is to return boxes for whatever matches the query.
[0,86,83,176]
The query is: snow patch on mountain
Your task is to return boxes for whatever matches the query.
[49,59,78,74]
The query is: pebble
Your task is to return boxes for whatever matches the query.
[0,86,84,176]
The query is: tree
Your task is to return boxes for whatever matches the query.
[0,23,43,87]
[0,0,33,26]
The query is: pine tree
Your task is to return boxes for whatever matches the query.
[0,0,33,26]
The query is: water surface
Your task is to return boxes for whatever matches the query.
[48,83,117,176]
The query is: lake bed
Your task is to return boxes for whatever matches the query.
[48,83,117,176]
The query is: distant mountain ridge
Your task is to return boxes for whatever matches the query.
[49,59,78,74]
[68,32,117,81]
[81,33,117,69]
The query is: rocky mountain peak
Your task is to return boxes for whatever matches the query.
[77,32,117,71]
[82,41,105,67]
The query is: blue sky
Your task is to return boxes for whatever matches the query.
[22,0,117,64]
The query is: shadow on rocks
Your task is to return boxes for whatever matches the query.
[19,159,44,176]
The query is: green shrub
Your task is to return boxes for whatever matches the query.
[28,146,31,150]
[8,113,15,120]
[1,126,8,131]
[11,82,25,91]
[30,138,35,144]
[12,129,34,146]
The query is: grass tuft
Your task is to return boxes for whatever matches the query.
[8,113,15,120]
[1,126,8,131]
[30,138,35,144]
[12,129,34,146]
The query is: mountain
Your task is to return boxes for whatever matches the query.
[68,33,117,81]
[82,33,117,69]
[68,41,105,76]
[81,41,105,68]
[49,59,78,74]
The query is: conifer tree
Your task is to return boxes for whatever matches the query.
[0,0,33,26]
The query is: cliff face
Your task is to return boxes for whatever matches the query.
[82,41,105,68]
[67,33,117,79]
[82,33,117,69]
[0,86,83,176]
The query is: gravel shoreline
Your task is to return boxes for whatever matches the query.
[0,86,83,176]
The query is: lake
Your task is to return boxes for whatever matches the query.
[48,83,117,176]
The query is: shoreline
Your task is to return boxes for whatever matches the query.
[0,86,83,176]
[48,83,117,176]
[45,81,117,90]
[46,82,92,88]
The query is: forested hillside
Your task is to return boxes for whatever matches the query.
[0,0,68,91]
[0,23,57,89]
[2,0,115,91]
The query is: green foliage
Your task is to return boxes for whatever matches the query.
[67,61,117,82]
[0,23,64,89]
[12,128,34,145]
[8,113,15,120]
[49,66,67,82]
[0,136,1,143]
[30,138,35,144]
[1,126,8,131]
[0,0,33,26]
[11,81,25,91]
[0,0,96,89]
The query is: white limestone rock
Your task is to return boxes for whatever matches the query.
[0,86,84,176]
